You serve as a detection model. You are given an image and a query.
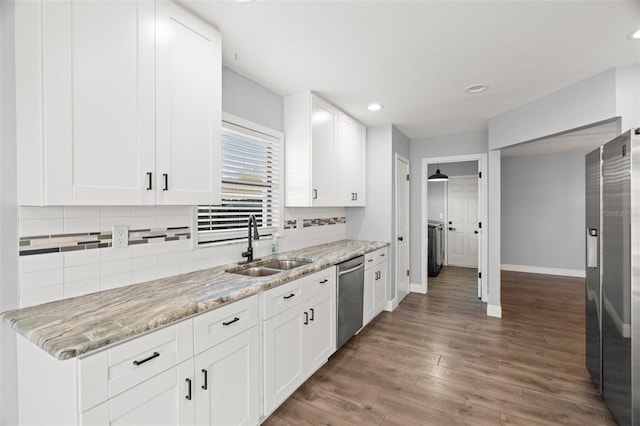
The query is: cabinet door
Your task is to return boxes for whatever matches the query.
[305,286,336,375]
[156,1,221,205]
[337,112,366,206]
[38,0,155,205]
[363,266,376,326]
[350,120,367,206]
[82,359,195,426]
[194,328,259,426]
[263,305,305,417]
[375,261,388,315]
[310,96,338,206]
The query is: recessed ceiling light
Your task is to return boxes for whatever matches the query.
[368,103,383,111]
[465,84,489,94]
[628,28,640,40]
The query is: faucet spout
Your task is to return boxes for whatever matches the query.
[241,215,260,263]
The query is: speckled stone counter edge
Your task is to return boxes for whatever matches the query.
[1,239,388,360]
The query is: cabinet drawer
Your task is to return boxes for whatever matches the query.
[263,278,304,320]
[309,267,336,296]
[79,320,193,412]
[193,294,259,355]
[365,247,388,267]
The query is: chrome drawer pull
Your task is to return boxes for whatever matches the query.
[133,351,159,366]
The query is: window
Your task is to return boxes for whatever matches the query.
[197,116,282,245]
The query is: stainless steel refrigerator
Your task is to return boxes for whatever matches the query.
[585,128,640,425]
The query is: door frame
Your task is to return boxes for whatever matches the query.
[421,154,488,302]
[394,153,410,305]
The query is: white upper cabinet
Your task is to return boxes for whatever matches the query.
[284,92,366,207]
[155,1,221,206]
[337,111,366,206]
[15,0,221,206]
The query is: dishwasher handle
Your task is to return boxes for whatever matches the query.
[338,263,364,276]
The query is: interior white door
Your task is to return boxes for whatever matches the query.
[395,155,410,302]
[447,176,479,268]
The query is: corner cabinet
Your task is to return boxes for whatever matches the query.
[15,0,221,206]
[284,92,366,207]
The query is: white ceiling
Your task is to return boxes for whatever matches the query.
[501,119,619,157]
[179,0,640,140]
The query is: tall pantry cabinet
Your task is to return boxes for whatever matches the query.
[15,0,221,206]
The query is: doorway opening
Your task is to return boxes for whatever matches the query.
[421,154,488,302]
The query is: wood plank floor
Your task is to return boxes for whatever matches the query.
[263,266,615,425]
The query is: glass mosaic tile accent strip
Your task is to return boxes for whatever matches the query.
[19,227,191,256]
[283,219,298,229]
[302,217,346,228]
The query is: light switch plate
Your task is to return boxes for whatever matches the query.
[112,225,129,249]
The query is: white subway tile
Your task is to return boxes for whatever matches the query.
[64,278,100,298]
[157,240,181,254]
[131,243,158,258]
[132,206,157,217]
[20,218,64,237]
[20,206,63,220]
[132,255,157,271]
[21,269,63,291]
[101,246,131,262]
[101,272,131,291]
[101,206,132,217]
[158,252,180,266]
[131,216,158,230]
[20,285,63,308]
[101,259,130,276]
[20,252,63,273]
[157,264,180,279]
[158,206,190,216]
[180,249,199,265]
[181,261,200,274]
[64,217,101,234]
[63,249,100,267]
[63,206,100,218]
[100,217,132,232]
[65,263,100,283]
[132,268,157,285]
[157,215,189,228]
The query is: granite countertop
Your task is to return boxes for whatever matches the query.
[1,239,388,360]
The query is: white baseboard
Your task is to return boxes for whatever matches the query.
[410,283,426,294]
[385,297,399,312]
[487,304,502,318]
[501,264,585,278]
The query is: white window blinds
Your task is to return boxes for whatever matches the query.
[197,120,281,244]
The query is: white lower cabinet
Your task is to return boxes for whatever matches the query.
[82,359,195,426]
[262,267,337,417]
[363,247,389,326]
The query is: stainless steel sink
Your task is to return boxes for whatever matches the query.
[230,267,282,277]
[261,259,311,270]
[226,258,312,277]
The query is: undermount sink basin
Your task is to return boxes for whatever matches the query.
[226,258,312,277]
[230,267,282,277]
[261,259,311,270]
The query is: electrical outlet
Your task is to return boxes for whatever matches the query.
[112,225,129,249]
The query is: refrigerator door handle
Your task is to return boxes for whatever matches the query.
[587,228,598,269]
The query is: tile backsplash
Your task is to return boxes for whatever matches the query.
[17,205,347,308]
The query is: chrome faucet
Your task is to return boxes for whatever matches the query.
[241,215,260,263]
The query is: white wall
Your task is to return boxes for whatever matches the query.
[501,152,585,273]
[426,161,478,222]
[409,132,488,285]
[1,0,19,423]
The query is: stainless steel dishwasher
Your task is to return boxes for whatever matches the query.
[336,256,365,350]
